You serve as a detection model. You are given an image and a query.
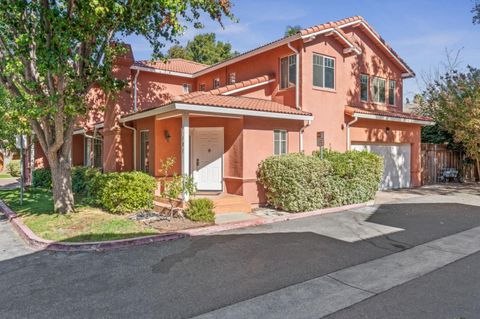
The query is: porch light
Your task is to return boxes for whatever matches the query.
[164,130,171,142]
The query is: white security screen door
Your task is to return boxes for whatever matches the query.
[191,128,224,191]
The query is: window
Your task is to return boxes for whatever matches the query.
[280,55,296,89]
[199,83,206,91]
[274,130,288,155]
[313,54,335,89]
[213,78,220,89]
[372,77,386,103]
[229,72,236,84]
[84,137,91,167]
[140,131,150,173]
[360,74,369,102]
[182,83,192,93]
[389,80,396,105]
[93,138,103,169]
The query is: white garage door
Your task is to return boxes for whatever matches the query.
[351,143,411,190]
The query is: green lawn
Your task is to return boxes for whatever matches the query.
[0,173,12,178]
[0,188,159,242]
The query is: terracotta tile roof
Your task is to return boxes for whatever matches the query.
[173,93,311,117]
[208,74,275,95]
[345,106,433,122]
[133,58,208,74]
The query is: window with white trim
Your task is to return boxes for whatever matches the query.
[199,83,206,91]
[182,83,192,93]
[372,77,386,103]
[93,138,103,169]
[313,54,335,89]
[274,130,288,155]
[229,72,236,84]
[388,80,396,105]
[213,78,220,89]
[140,131,150,173]
[280,55,296,89]
[360,74,369,102]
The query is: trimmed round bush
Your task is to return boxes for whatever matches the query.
[72,166,100,194]
[184,198,215,222]
[6,160,21,177]
[88,171,157,214]
[258,151,383,212]
[32,168,52,188]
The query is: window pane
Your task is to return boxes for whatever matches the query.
[389,80,395,105]
[325,67,334,89]
[313,55,324,87]
[280,57,288,89]
[379,79,386,103]
[288,55,296,86]
[360,75,368,101]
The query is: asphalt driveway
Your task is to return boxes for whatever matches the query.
[0,184,479,318]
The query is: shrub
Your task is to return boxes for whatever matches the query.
[88,171,157,214]
[184,198,215,222]
[257,151,383,212]
[32,168,52,188]
[71,166,100,194]
[6,160,21,177]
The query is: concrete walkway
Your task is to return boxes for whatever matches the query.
[0,177,20,190]
[0,214,33,261]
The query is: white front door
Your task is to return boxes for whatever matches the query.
[351,143,411,190]
[191,127,224,191]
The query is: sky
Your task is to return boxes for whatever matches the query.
[122,0,480,102]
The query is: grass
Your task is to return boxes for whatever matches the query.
[0,173,12,178]
[0,188,159,242]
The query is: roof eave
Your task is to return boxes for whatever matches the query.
[351,112,434,126]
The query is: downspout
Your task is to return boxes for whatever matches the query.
[287,41,301,110]
[346,117,359,151]
[133,69,140,112]
[122,123,137,170]
[299,120,311,152]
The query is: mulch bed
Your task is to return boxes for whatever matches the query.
[148,218,213,232]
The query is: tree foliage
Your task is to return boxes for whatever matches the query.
[0,0,234,213]
[284,25,302,37]
[166,32,237,65]
[419,66,480,177]
[473,2,480,24]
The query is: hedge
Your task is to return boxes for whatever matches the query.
[184,198,215,222]
[257,151,383,212]
[6,160,20,177]
[87,171,157,214]
[32,167,99,193]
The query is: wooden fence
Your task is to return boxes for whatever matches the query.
[421,143,477,185]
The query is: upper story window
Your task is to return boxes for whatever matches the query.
[213,78,220,89]
[360,74,369,102]
[313,54,335,89]
[229,72,236,84]
[274,129,288,155]
[199,83,206,91]
[182,83,192,94]
[372,77,386,104]
[280,55,296,89]
[389,80,396,105]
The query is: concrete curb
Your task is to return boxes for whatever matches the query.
[0,199,371,252]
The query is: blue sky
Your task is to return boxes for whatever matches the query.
[123,0,480,101]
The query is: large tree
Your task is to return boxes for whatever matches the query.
[284,25,302,37]
[0,0,234,213]
[419,67,480,179]
[166,32,237,65]
[473,2,480,24]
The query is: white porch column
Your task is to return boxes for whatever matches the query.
[181,112,190,201]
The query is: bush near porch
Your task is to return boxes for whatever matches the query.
[257,151,383,212]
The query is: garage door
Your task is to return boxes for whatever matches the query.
[351,143,411,190]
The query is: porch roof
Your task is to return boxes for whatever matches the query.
[345,106,434,125]
[121,94,313,122]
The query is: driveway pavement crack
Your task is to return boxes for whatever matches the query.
[423,244,468,256]
[326,274,377,295]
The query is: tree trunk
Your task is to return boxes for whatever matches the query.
[47,138,75,214]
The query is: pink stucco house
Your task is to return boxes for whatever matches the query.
[35,16,433,210]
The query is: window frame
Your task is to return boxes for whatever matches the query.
[228,72,236,84]
[84,136,92,167]
[279,54,296,90]
[182,83,192,94]
[93,138,103,169]
[213,78,220,89]
[199,83,206,91]
[388,80,396,106]
[312,53,336,90]
[273,129,288,156]
[360,74,369,102]
[140,130,150,173]
[372,76,386,104]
